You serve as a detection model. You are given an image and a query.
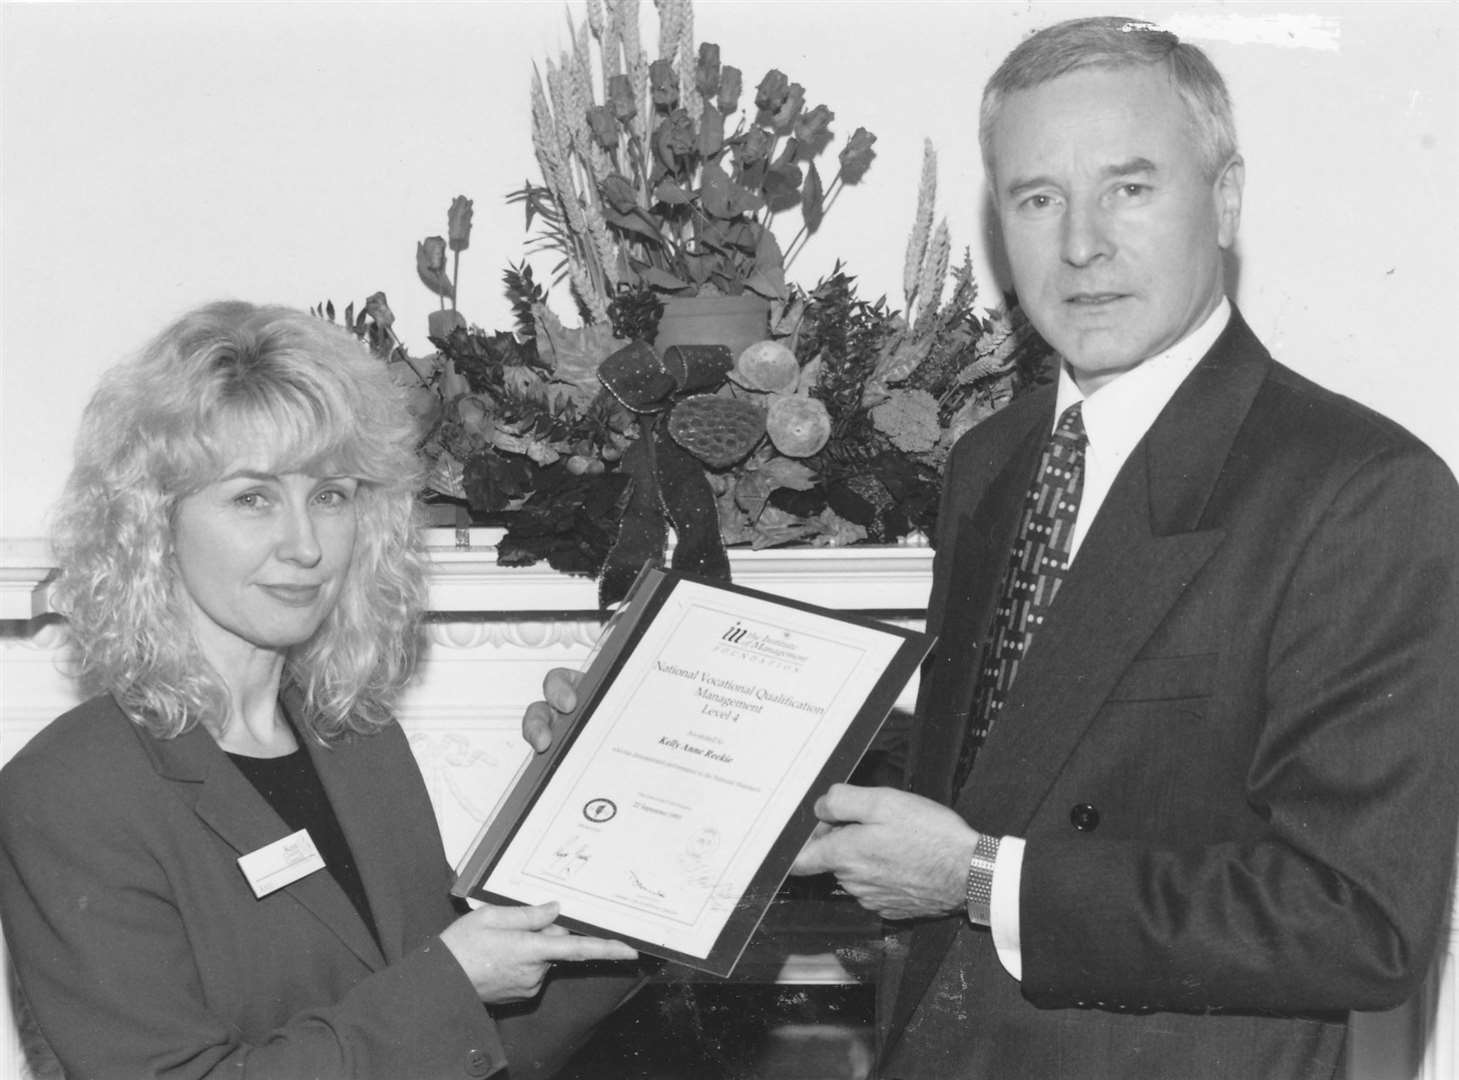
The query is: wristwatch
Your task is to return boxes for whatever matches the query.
[965,833,1001,925]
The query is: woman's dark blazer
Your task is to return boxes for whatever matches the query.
[0,692,638,1079]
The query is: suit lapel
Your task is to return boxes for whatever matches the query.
[294,700,412,963]
[957,452,1225,828]
[914,400,1051,804]
[142,709,387,970]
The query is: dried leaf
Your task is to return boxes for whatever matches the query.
[652,179,693,205]
[802,160,824,234]
[697,103,725,159]
[634,265,694,292]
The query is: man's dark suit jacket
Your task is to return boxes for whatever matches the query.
[878,310,1459,1080]
[0,692,639,1079]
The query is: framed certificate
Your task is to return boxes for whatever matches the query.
[453,563,932,976]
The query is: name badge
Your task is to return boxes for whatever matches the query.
[238,829,326,898]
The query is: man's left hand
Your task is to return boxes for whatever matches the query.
[790,784,979,920]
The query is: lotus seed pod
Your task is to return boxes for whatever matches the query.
[732,339,800,393]
[766,395,832,458]
[666,395,767,468]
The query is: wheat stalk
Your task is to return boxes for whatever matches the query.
[656,0,683,61]
[568,25,598,171]
[533,65,596,276]
[601,0,622,93]
[903,139,937,311]
[677,34,703,123]
[618,0,652,157]
[567,254,610,323]
[619,0,642,75]
[585,200,621,289]
[915,218,951,330]
[530,67,572,210]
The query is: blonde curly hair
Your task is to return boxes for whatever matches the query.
[50,300,429,741]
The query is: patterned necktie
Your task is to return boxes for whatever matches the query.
[953,402,1087,790]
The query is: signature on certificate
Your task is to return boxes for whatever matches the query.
[549,836,593,878]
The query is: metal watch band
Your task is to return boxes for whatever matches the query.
[965,833,1001,925]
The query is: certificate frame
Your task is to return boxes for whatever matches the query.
[452,563,932,977]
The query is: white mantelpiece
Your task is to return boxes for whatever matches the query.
[1,532,937,622]
[0,536,1451,1080]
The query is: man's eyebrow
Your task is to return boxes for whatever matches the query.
[1004,157,1159,200]
[1104,156,1158,179]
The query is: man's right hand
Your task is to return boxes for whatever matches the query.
[521,667,582,753]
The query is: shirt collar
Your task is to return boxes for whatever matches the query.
[1054,298,1231,457]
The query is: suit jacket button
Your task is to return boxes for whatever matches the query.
[465,1049,494,1078]
[1070,803,1100,831]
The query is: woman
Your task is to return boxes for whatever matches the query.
[0,301,641,1079]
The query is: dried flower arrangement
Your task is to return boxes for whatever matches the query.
[315,2,1051,607]
[507,0,878,318]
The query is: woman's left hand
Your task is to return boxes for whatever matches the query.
[438,901,638,1003]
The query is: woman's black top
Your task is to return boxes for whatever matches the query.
[226,746,380,945]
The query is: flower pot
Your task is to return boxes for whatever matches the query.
[653,295,770,362]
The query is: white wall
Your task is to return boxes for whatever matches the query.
[3,0,1456,540]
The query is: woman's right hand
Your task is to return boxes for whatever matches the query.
[439,901,638,1003]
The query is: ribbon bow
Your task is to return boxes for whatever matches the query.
[596,340,766,606]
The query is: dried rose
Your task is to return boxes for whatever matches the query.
[732,340,799,393]
[737,127,774,166]
[717,65,742,114]
[588,104,620,151]
[772,83,805,132]
[447,196,473,252]
[608,73,636,120]
[754,69,789,115]
[766,395,831,457]
[653,108,696,169]
[794,104,835,147]
[650,59,679,108]
[416,236,453,299]
[695,43,721,98]
[839,126,878,183]
[363,291,395,331]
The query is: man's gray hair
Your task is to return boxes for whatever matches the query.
[979,16,1239,183]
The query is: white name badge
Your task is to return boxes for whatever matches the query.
[238,829,326,898]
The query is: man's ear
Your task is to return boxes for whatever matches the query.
[1215,155,1244,249]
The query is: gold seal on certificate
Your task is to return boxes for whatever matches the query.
[453,564,932,976]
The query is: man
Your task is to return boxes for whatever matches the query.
[785,16,1459,1080]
